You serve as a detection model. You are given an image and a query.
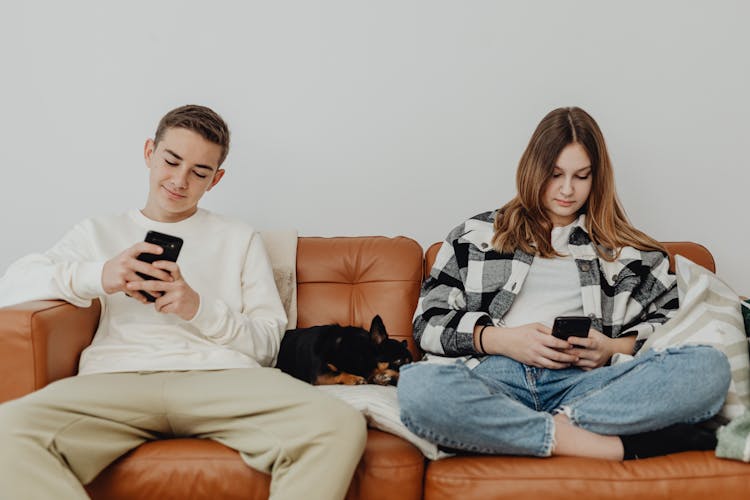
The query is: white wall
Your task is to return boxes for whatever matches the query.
[2,1,748,291]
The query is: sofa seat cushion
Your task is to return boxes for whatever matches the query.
[86,429,424,500]
[424,452,750,500]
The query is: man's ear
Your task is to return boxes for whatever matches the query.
[207,168,225,191]
[369,315,388,344]
[144,138,156,164]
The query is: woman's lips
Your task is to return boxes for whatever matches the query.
[555,199,575,207]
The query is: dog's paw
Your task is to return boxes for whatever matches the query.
[339,373,367,385]
[370,372,392,386]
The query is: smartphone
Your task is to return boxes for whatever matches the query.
[135,231,183,302]
[551,316,591,340]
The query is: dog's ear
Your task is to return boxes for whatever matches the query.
[401,340,408,347]
[369,315,388,344]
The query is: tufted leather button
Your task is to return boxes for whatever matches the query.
[612,273,619,282]
[580,263,591,272]
[480,242,488,249]
[588,313,596,319]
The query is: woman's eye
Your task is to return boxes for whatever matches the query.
[193,171,207,179]
[576,174,591,180]
[552,173,562,178]
[165,160,178,166]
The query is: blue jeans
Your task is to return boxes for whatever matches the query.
[397,345,730,457]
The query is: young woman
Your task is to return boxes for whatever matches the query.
[397,107,730,460]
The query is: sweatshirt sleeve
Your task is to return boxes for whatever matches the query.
[0,222,106,308]
[413,224,492,356]
[188,231,287,367]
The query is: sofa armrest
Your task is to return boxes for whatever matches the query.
[0,300,100,403]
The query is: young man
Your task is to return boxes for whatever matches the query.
[0,105,366,499]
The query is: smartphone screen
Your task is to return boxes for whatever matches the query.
[135,231,183,302]
[552,316,591,339]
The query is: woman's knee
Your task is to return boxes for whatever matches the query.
[680,345,731,389]
[669,345,731,408]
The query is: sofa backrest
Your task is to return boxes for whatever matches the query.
[424,241,716,278]
[296,236,424,358]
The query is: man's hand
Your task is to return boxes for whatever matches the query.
[126,261,200,321]
[480,323,578,369]
[102,242,173,301]
[563,330,634,370]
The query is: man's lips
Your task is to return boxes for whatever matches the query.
[162,186,186,199]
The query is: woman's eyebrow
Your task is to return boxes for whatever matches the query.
[553,165,592,172]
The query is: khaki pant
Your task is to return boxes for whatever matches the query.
[0,368,367,500]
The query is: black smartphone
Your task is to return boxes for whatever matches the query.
[135,231,183,302]
[552,316,591,340]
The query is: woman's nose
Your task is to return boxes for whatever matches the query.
[560,177,573,196]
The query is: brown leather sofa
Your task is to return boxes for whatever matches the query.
[1,237,748,499]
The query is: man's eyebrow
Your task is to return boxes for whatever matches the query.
[165,148,216,171]
[165,149,183,161]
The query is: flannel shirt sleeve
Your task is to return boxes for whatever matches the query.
[621,250,679,352]
[413,224,492,356]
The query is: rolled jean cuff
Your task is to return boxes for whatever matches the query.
[540,413,555,457]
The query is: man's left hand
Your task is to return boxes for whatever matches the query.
[126,261,200,321]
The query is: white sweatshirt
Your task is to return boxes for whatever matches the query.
[0,209,288,375]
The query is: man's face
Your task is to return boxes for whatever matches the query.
[142,127,225,222]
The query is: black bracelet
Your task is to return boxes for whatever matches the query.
[479,324,490,354]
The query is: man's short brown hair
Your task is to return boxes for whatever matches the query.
[154,105,231,166]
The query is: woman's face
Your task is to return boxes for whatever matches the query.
[542,142,593,226]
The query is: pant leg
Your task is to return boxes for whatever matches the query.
[161,368,367,500]
[556,345,731,435]
[0,372,173,500]
[397,359,555,457]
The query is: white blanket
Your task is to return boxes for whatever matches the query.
[614,255,750,422]
[317,385,451,460]
[260,230,298,329]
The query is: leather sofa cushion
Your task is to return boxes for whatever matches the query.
[424,451,750,500]
[297,236,423,359]
[86,429,425,500]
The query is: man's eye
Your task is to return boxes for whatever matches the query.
[193,171,207,179]
[165,160,178,166]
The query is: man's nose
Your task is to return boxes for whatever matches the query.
[172,168,189,188]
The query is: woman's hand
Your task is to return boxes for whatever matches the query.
[478,323,578,369]
[563,330,635,370]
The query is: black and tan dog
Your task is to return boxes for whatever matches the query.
[276,315,412,386]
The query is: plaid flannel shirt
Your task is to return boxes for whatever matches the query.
[414,211,678,357]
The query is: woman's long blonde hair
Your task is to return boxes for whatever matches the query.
[492,107,665,261]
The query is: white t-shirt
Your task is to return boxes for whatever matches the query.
[500,221,584,328]
[0,209,287,375]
